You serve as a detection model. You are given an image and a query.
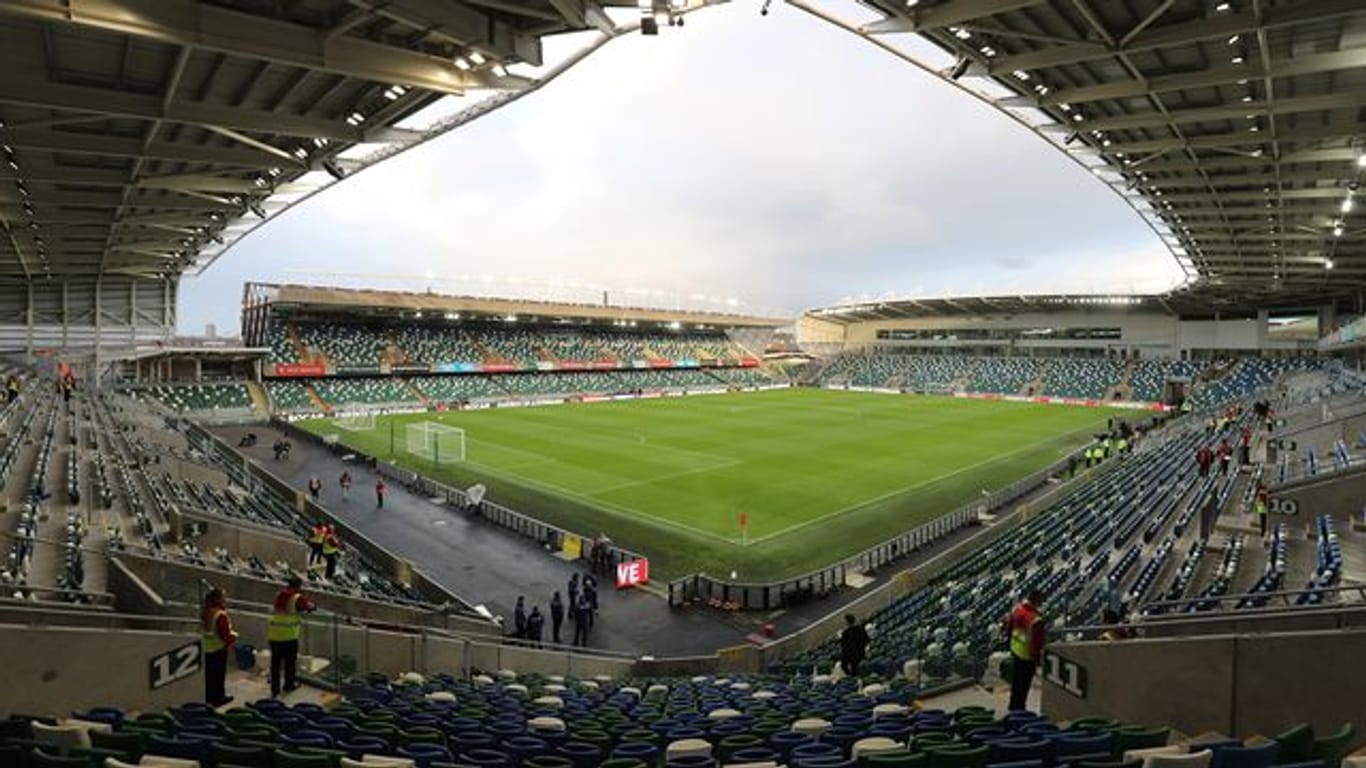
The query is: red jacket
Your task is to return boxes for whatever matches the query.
[202,607,236,647]
[1004,601,1045,661]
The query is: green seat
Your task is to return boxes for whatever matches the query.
[718,734,762,762]
[1068,718,1119,732]
[213,742,274,768]
[569,730,611,752]
[274,751,334,768]
[522,756,574,768]
[1311,723,1354,764]
[297,747,348,768]
[925,744,989,768]
[598,760,648,768]
[229,725,282,744]
[864,752,926,768]
[1112,727,1169,756]
[69,747,133,768]
[30,749,94,768]
[1077,761,1140,768]
[401,727,446,747]
[354,725,399,748]
[1273,723,1315,764]
[618,730,660,747]
[912,734,958,751]
[89,730,145,761]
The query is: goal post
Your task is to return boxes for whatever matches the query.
[406,421,466,464]
[335,405,376,431]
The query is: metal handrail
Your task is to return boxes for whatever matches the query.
[1139,583,1366,617]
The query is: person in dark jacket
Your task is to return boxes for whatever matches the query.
[572,592,593,647]
[512,596,527,641]
[526,606,545,649]
[839,613,870,677]
[583,577,598,631]
[567,574,579,624]
[549,592,565,645]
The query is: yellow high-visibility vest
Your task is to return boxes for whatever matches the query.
[267,592,303,643]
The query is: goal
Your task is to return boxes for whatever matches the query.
[406,422,466,464]
[335,405,376,431]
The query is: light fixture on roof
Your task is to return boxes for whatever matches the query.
[1343,197,1355,214]
[453,57,472,70]
[292,146,308,159]
[1326,259,1335,269]
[491,64,508,77]
[1333,224,1344,238]
[345,111,365,126]
[1227,34,1240,45]
[1359,154,1366,169]
[952,27,970,40]
[469,52,486,65]
[1216,2,1231,11]
[905,0,919,6]
[1231,55,1244,64]
[384,85,406,101]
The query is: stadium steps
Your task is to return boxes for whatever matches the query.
[1023,359,1052,396]
[1113,358,1138,401]
[403,379,430,405]
[285,323,309,362]
[949,361,980,392]
[304,383,331,413]
[243,381,271,415]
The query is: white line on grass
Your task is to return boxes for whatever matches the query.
[459,458,740,546]
[743,421,1102,546]
[584,458,742,497]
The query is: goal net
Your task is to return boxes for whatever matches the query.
[335,405,376,431]
[406,422,466,464]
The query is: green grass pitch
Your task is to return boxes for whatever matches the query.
[300,389,1123,581]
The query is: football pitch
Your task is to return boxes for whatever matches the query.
[300,389,1121,581]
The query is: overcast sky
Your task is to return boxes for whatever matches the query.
[177,0,1185,334]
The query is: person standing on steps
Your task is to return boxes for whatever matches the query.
[512,596,527,641]
[375,477,386,509]
[572,591,594,647]
[1002,588,1046,712]
[550,591,565,645]
[267,575,316,698]
[339,470,352,501]
[322,527,342,580]
[839,613,870,677]
[201,587,238,707]
[526,605,545,649]
[307,476,322,502]
[567,573,579,625]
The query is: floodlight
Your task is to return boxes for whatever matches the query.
[454,57,472,70]
[469,52,486,65]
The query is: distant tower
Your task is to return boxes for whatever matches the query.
[205,322,217,339]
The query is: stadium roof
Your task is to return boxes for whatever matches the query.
[806,293,1169,323]
[0,0,679,281]
[250,282,790,327]
[795,0,1366,311]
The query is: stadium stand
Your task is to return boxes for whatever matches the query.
[1043,359,1122,400]
[130,383,254,414]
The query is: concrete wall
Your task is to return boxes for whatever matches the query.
[170,508,310,565]
[1272,467,1366,525]
[1043,629,1366,747]
[0,623,202,716]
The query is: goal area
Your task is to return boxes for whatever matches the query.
[335,406,376,431]
[406,422,466,464]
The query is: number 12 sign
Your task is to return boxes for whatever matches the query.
[149,641,202,690]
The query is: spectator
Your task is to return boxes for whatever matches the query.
[1240,426,1252,465]
[1001,588,1045,712]
[583,575,598,631]
[201,587,238,707]
[307,476,322,501]
[375,478,386,509]
[1195,444,1213,477]
[4,375,18,404]
[526,606,545,649]
[567,573,579,623]
[1218,439,1233,475]
[513,596,527,640]
[838,613,869,676]
[549,591,565,645]
[339,470,352,500]
[273,439,285,461]
[572,591,593,647]
[267,575,316,698]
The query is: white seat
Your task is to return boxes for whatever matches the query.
[592,674,613,684]
[860,683,887,697]
[792,718,832,737]
[107,759,142,768]
[708,708,742,720]
[853,737,904,758]
[361,756,416,768]
[424,691,457,702]
[495,668,518,681]
[872,703,909,720]
[1123,746,1183,764]
[1342,757,1366,768]
[33,722,92,753]
[528,716,566,734]
[340,760,369,768]
[532,695,564,710]
[647,684,670,696]
[1142,751,1213,768]
[811,674,833,686]
[397,672,425,685]
[546,675,565,684]
[504,683,529,697]
[579,680,599,691]
[543,683,568,694]
[619,686,642,699]
[666,739,713,760]
[472,674,495,686]
[902,659,923,680]
[751,690,777,700]
[138,757,200,768]
[690,675,710,684]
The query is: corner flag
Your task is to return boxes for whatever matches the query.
[739,511,748,545]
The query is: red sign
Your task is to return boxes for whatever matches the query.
[615,559,650,589]
[273,363,326,377]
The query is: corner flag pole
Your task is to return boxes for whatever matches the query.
[739,510,748,546]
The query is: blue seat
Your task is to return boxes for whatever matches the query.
[1211,743,1278,768]
[1054,733,1112,759]
[732,747,779,764]
[146,735,210,764]
[792,742,844,763]
[282,731,334,749]
[459,749,512,768]
[555,741,602,768]
[398,744,452,768]
[771,731,814,759]
[337,737,390,759]
[500,736,548,764]
[665,756,716,768]
[793,756,857,768]
[612,742,660,764]
[992,740,1052,764]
